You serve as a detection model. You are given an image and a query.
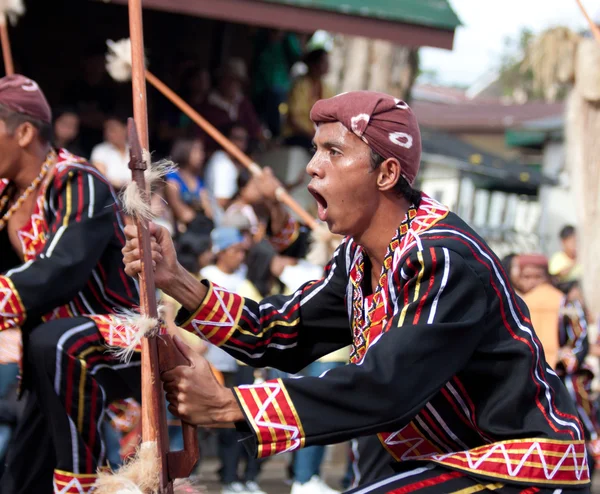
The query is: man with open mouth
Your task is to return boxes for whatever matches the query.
[123,91,590,493]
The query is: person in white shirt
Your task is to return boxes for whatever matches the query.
[90,115,130,190]
[204,124,249,212]
[200,227,265,494]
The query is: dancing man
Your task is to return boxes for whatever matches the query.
[0,75,140,494]
[124,91,590,492]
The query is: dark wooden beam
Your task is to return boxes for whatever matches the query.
[106,0,455,50]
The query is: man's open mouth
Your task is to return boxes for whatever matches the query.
[308,186,328,221]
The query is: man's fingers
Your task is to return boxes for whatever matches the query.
[124,260,142,277]
[173,335,196,367]
[123,224,138,240]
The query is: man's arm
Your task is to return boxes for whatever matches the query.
[231,246,488,458]
[0,168,116,331]
[173,239,352,373]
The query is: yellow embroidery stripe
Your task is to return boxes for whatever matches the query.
[62,174,73,228]
[398,250,425,327]
[205,290,237,340]
[279,378,306,450]
[451,482,503,494]
[233,387,262,454]
[181,284,214,327]
[54,469,99,478]
[267,385,293,451]
[250,386,277,446]
[77,360,88,433]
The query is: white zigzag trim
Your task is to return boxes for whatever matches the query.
[238,381,302,453]
[0,287,18,318]
[191,287,235,336]
[53,476,90,494]
[431,441,589,481]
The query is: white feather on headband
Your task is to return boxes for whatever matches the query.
[0,0,25,25]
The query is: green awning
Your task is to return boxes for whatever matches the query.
[257,0,462,30]
[505,129,547,149]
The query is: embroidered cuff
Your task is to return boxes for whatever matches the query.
[177,281,244,347]
[233,378,305,458]
[0,276,26,331]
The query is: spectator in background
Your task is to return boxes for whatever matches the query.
[501,252,524,295]
[549,225,583,284]
[519,254,563,369]
[283,48,334,150]
[223,170,264,241]
[200,227,247,292]
[52,108,84,157]
[200,227,263,494]
[204,123,249,212]
[165,138,213,235]
[252,30,302,139]
[90,114,130,191]
[199,58,265,152]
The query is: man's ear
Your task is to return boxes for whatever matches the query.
[376,157,401,192]
[16,122,36,148]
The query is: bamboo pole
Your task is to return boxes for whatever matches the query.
[144,71,319,230]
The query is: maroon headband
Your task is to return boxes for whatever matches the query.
[0,74,52,124]
[310,91,421,185]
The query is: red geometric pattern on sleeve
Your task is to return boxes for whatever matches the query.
[53,470,97,493]
[181,282,245,346]
[0,275,26,331]
[234,378,305,458]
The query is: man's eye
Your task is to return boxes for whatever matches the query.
[330,149,341,156]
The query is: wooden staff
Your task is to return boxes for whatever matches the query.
[144,71,318,230]
[575,0,600,43]
[0,13,13,75]
[127,1,198,492]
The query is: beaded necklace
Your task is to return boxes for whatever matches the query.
[0,150,56,232]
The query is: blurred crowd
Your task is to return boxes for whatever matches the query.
[0,30,358,494]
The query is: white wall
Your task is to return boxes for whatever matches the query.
[537,142,576,256]
[419,164,460,210]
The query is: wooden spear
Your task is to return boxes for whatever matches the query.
[106,38,319,231]
[127,1,198,492]
[0,0,25,75]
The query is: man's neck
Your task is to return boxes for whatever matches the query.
[12,145,51,192]
[357,196,411,277]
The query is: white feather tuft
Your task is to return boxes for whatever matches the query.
[106,38,134,82]
[306,224,344,268]
[94,441,159,493]
[120,158,177,221]
[121,181,153,222]
[106,306,165,363]
[144,158,177,185]
[0,0,25,25]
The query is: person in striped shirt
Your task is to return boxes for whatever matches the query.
[124,91,590,493]
[0,75,140,494]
